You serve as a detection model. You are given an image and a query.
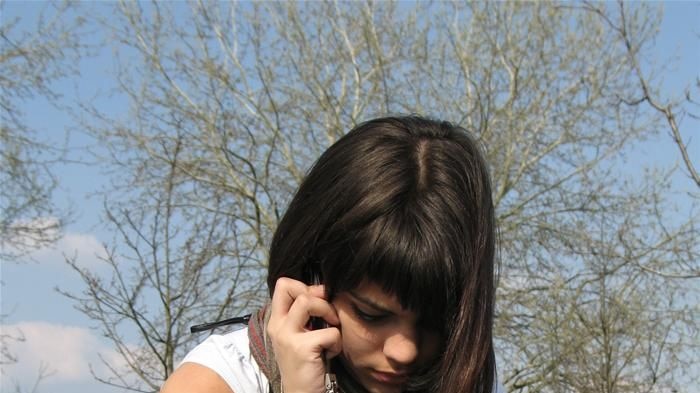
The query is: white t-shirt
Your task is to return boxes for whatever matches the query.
[181,327,269,393]
[180,327,506,393]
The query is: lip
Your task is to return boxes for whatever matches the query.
[369,370,408,385]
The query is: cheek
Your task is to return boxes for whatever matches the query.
[337,310,380,361]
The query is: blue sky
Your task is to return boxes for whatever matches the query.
[1,2,699,393]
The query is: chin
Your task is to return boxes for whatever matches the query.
[363,383,404,393]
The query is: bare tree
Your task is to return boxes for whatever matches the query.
[587,0,700,193]
[61,131,266,391]
[0,0,84,261]
[71,1,698,392]
[1,2,84,392]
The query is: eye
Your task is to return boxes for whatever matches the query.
[351,304,387,323]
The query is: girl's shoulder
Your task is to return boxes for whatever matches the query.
[160,362,235,393]
[161,327,268,393]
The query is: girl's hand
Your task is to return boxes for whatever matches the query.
[267,277,342,393]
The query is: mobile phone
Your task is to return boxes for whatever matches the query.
[310,271,338,393]
[310,272,328,330]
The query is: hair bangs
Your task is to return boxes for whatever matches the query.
[324,201,460,335]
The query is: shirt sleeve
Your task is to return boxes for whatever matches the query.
[180,327,269,393]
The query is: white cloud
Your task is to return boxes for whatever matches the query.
[1,215,107,269]
[0,321,125,388]
[23,232,108,269]
[47,232,107,265]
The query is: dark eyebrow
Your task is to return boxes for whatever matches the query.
[348,291,394,314]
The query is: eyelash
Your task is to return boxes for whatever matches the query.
[352,304,387,323]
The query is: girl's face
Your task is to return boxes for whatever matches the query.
[332,281,441,393]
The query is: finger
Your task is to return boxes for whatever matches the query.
[270,277,312,323]
[305,327,343,359]
[287,293,340,329]
[307,284,327,299]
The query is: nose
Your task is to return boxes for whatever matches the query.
[382,327,419,366]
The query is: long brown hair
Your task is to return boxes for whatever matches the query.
[268,115,497,392]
